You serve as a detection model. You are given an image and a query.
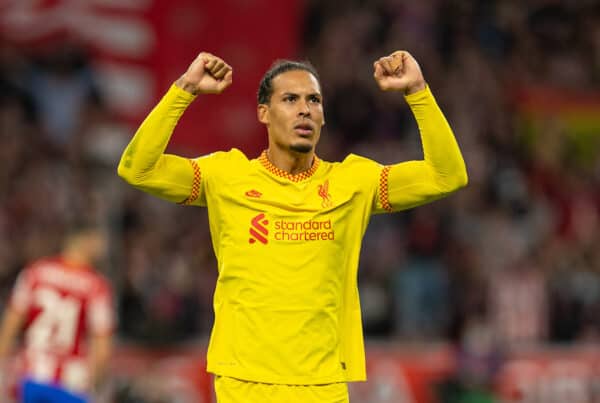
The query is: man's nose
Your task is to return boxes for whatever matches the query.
[298,100,311,116]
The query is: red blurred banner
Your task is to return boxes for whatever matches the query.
[0,0,303,156]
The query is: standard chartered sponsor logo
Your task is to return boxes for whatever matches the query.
[248,214,335,244]
[274,219,335,241]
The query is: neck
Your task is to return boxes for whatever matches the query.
[267,147,314,175]
[61,248,90,269]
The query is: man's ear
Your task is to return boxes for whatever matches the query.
[257,104,269,125]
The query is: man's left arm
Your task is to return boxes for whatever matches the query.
[87,282,114,391]
[373,51,468,212]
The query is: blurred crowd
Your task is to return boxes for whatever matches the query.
[305,0,600,348]
[0,0,599,360]
[0,41,216,345]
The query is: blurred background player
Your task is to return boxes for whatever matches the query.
[0,223,114,403]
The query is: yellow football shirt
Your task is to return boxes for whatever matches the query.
[118,84,467,385]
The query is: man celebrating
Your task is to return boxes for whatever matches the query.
[0,224,113,403]
[118,50,467,402]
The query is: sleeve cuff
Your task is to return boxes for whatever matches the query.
[169,83,198,102]
[404,84,432,104]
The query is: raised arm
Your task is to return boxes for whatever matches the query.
[117,52,233,203]
[373,51,468,212]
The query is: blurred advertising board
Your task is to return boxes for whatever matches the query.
[110,344,600,403]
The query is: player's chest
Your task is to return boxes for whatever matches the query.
[212,175,358,213]
[207,175,366,244]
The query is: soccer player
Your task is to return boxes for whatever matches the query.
[0,224,114,403]
[117,50,467,402]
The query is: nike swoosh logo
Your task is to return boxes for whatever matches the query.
[245,190,262,198]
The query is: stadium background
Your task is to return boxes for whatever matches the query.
[1,0,600,402]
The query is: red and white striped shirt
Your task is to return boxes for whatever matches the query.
[10,257,113,392]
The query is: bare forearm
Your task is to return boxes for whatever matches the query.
[0,308,23,360]
[88,335,112,388]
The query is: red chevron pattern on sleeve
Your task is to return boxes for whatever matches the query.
[180,159,201,205]
[379,166,393,213]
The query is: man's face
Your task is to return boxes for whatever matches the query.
[258,70,324,154]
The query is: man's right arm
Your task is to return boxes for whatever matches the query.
[0,269,30,385]
[0,307,24,361]
[0,307,23,395]
[117,85,200,203]
[117,52,233,203]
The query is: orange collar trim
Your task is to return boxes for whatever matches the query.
[258,150,320,182]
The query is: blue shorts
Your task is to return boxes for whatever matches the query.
[21,380,89,403]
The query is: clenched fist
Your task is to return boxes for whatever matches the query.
[373,51,426,95]
[175,52,233,95]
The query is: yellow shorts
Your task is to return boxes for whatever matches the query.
[214,375,350,403]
